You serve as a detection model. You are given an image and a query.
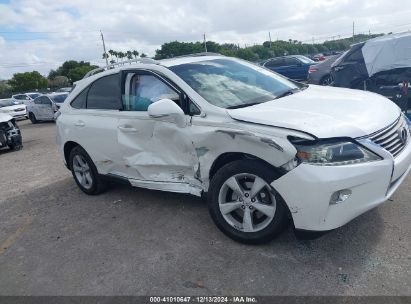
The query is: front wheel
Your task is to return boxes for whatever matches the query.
[208,160,289,244]
[29,112,37,124]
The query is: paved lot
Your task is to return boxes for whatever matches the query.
[0,119,410,296]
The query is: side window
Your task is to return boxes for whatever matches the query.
[189,101,201,115]
[42,97,52,105]
[70,88,88,109]
[346,48,364,63]
[33,97,42,105]
[284,58,299,66]
[122,73,180,111]
[265,59,283,68]
[87,73,121,110]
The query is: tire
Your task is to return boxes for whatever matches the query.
[320,74,333,86]
[69,146,107,195]
[29,112,38,124]
[208,160,289,244]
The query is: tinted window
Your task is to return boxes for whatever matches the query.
[122,73,179,111]
[87,73,121,110]
[346,48,363,62]
[51,94,68,103]
[33,97,43,105]
[28,93,41,99]
[284,58,299,66]
[71,88,88,109]
[265,58,284,68]
[41,97,52,105]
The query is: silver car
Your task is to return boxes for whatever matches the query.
[27,93,68,124]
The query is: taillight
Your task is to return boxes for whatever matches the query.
[309,67,317,74]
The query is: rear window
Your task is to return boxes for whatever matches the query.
[51,94,68,103]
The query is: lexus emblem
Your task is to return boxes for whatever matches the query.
[398,127,408,144]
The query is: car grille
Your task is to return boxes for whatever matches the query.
[14,108,25,112]
[367,116,409,157]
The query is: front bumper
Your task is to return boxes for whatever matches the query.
[272,139,411,231]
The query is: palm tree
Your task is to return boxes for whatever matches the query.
[118,51,125,62]
[140,53,147,58]
[132,50,139,58]
[126,51,133,60]
[102,52,109,60]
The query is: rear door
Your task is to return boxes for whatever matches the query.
[282,57,304,80]
[65,73,124,175]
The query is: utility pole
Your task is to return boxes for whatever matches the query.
[268,32,272,47]
[100,30,109,67]
[203,33,207,53]
[352,21,355,42]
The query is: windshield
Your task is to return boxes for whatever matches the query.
[296,56,315,64]
[0,100,15,107]
[169,59,299,109]
[28,93,41,99]
[51,94,68,103]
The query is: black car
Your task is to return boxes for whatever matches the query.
[331,33,411,111]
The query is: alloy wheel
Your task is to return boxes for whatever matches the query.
[218,173,277,233]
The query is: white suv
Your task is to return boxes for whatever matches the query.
[56,54,411,244]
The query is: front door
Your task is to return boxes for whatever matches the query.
[116,70,199,193]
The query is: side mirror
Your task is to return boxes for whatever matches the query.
[148,99,186,128]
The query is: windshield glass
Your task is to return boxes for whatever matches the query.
[169,59,299,109]
[0,100,15,107]
[296,56,315,64]
[51,93,68,103]
[28,93,41,99]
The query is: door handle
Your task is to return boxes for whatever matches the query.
[75,121,85,127]
[118,125,137,133]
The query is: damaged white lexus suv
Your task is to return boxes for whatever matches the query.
[56,54,411,244]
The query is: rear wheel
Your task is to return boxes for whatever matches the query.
[69,146,107,195]
[320,74,333,86]
[29,112,37,124]
[208,160,289,244]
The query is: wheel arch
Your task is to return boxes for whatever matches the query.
[208,152,286,182]
[63,141,80,169]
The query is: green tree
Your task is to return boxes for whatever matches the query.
[140,53,147,58]
[67,65,98,82]
[9,71,48,92]
[132,50,139,58]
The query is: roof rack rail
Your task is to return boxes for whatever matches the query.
[167,52,223,59]
[83,58,159,79]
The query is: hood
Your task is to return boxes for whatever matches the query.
[227,85,400,138]
[0,113,13,123]
[0,105,26,113]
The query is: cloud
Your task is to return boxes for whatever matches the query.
[0,0,410,79]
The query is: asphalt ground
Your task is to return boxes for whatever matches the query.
[0,119,410,296]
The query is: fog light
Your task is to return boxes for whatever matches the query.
[330,189,352,205]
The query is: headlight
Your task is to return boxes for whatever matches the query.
[290,138,382,166]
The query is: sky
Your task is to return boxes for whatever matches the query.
[0,0,411,79]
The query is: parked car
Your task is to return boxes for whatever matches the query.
[313,53,326,62]
[308,55,340,85]
[50,92,69,110]
[0,99,27,120]
[331,32,411,110]
[261,55,316,81]
[0,113,22,151]
[56,87,73,93]
[56,54,411,244]
[12,92,42,106]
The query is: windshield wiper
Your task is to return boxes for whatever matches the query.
[275,88,301,100]
[226,102,264,109]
